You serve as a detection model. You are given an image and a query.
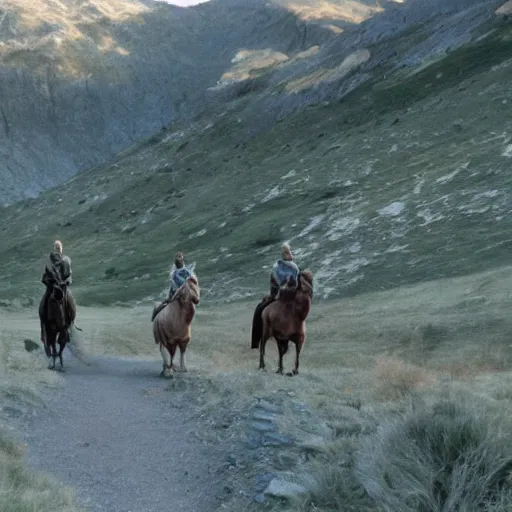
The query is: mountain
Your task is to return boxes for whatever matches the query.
[0,0,337,205]
[0,0,510,307]
[1,0,506,206]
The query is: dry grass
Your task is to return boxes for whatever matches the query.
[1,0,149,77]
[285,0,383,24]
[373,356,437,401]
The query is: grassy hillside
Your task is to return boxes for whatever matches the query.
[0,22,511,307]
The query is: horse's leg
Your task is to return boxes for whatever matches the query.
[42,324,51,358]
[40,319,45,345]
[287,333,305,377]
[276,339,287,375]
[169,344,179,371]
[259,322,270,371]
[48,335,56,370]
[177,340,189,372]
[160,343,173,376]
[57,331,66,371]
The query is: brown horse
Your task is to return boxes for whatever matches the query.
[152,275,200,377]
[39,280,77,371]
[251,270,313,376]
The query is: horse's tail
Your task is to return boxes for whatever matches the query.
[252,298,271,349]
[251,304,263,349]
[67,324,91,366]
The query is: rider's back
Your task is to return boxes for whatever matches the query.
[271,259,299,286]
[269,243,300,298]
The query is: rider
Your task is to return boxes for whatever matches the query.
[151,252,194,321]
[39,240,72,342]
[269,242,300,299]
[167,252,193,299]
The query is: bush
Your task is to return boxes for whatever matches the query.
[356,396,512,511]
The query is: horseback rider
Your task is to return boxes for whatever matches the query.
[269,242,300,299]
[39,240,73,343]
[168,252,193,299]
[151,252,194,321]
[250,242,303,351]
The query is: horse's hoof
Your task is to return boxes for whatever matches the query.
[258,366,266,372]
[163,369,174,378]
[286,371,298,377]
[276,369,283,375]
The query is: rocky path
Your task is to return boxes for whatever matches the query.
[14,354,227,512]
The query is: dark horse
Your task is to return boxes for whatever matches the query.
[39,280,76,370]
[251,270,313,376]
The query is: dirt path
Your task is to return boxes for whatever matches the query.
[15,354,227,512]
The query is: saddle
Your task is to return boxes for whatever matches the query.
[151,292,177,322]
[256,275,301,316]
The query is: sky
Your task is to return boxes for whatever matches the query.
[160,0,210,5]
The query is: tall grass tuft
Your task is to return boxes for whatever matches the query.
[356,396,512,511]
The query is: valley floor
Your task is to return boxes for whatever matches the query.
[2,264,512,510]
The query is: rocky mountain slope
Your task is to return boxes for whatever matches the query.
[1,0,506,205]
[0,0,510,307]
[0,0,336,205]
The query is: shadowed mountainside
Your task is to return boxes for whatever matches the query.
[0,0,336,204]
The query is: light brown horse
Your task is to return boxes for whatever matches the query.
[39,280,77,371]
[152,275,200,377]
[251,270,313,376]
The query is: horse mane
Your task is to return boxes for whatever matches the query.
[173,275,200,304]
[187,276,200,297]
[299,269,313,297]
[300,268,313,284]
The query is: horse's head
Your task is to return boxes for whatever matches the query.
[298,269,313,299]
[279,275,298,299]
[174,275,200,305]
[51,282,67,303]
